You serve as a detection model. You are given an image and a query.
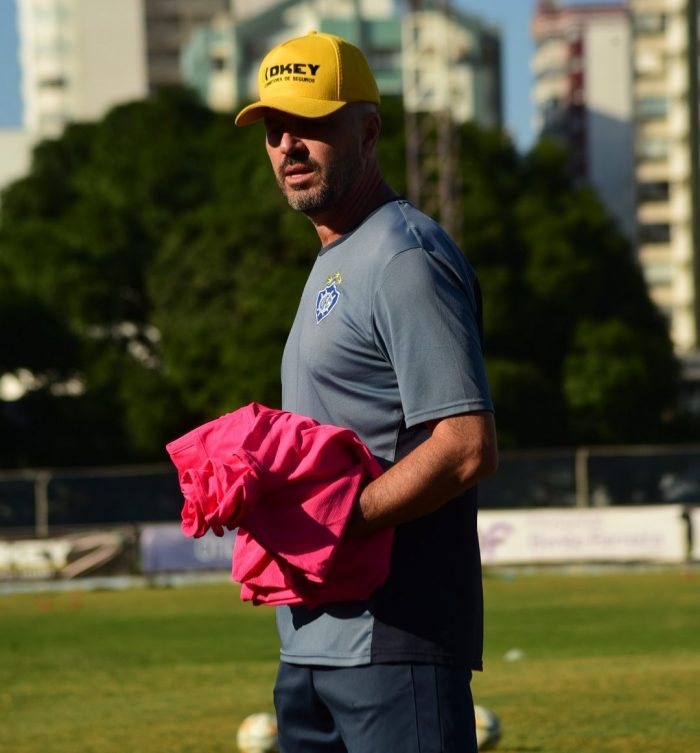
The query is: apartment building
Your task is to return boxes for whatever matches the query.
[16,0,147,138]
[182,0,405,112]
[2,0,234,192]
[143,0,229,92]
[402,5,501,127]
[532,0,700,359]
[630,0,699,354]
[531,1,636,240]
[181,0,501,128]
[0,0,147,194]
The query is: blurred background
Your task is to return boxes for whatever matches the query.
[0,0,699,579]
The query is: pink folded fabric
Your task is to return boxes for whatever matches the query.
[166,403,393,607]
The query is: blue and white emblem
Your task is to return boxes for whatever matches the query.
[315,272,342,324]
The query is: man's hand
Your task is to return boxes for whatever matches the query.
[347,411,498,536]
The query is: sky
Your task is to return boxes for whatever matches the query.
[0,0,21,127]
[456,0,538,150]
[457,0,625,150]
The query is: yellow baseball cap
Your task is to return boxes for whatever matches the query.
[235,31,380,126]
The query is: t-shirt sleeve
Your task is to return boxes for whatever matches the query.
[371,246,494,428]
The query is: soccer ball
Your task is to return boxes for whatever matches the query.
[474,704,501,750]
[236,712,278,753]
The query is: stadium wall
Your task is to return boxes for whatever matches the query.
[0,505,696,582]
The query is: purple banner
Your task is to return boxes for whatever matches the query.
[139,524,236,573]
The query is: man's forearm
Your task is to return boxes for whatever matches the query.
[346,411,498,536]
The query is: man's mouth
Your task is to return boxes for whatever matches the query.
[283,164,314,183]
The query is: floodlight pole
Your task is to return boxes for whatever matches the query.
[404,0,462,246]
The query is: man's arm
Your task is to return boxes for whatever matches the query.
[346,411,498,536]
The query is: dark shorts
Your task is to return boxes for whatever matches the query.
[273,662,477,753]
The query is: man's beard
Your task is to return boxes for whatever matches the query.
[277,152,360,215]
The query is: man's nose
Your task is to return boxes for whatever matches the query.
[280,132,304,154]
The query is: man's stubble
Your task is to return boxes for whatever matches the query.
[277,148,362,216]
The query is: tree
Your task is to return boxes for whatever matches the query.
[0,91,210,464]
[0,90,684,467]
[0,89,322,466]
[459,130,680,446]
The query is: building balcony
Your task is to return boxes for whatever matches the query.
[667,59,688,96]
[533,79,567,104]
[665,14,688,53]
[671,310,697,353]
[639,244,675,267]
[669,186,691,224]
[533,43,568,73]
[642,259,675,291]
[673,263,695,303]
[636,133,671,163]
[636,161,670,183]
[667,99,689,137]
[668,143,691,180]
[663,0,688,13]
[669,224,693,262]
[35,88,70,113]
[648,284,676,310]
[633,35,667,60]
[639,226,692,269]
[638,202,671,224]
[633,77,670,98]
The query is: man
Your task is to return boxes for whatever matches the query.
[235,31,498,753]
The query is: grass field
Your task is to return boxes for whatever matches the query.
[1,569,698,753]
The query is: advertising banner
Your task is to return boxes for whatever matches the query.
[689,506,700,562]
[5,506,691,581]
[478,505,688,565]
[139,524,236,573]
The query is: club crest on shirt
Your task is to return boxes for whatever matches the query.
[315,272,342,324]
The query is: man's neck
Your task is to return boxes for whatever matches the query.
[309,168,398,247]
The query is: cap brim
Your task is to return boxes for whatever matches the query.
[235,97,347,126]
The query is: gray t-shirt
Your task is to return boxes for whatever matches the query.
[279,198,493,668]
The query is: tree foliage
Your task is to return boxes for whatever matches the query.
[458,129,680,446]
[0,89,683,467]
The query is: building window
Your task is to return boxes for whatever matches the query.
[541,98,567,134]
[569,56,583,74]
[211,55,227,71]
[38,112,67,132]
[148,51,179,66]
[639,223,672,244]
[638,181,670,203]
[635,51,666,79]
[370,49,400,73]
[36,40,71,57]
[637,137,669,161]
[535,65,566,81]
[39,77,67,89]
[35,4,70,22]
[644,263,674,287]
[633,13,666,35]
[636,96,668,120]
[146,15,180,32]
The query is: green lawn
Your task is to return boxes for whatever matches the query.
[472,569,700,753]
[1,569,698,752]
